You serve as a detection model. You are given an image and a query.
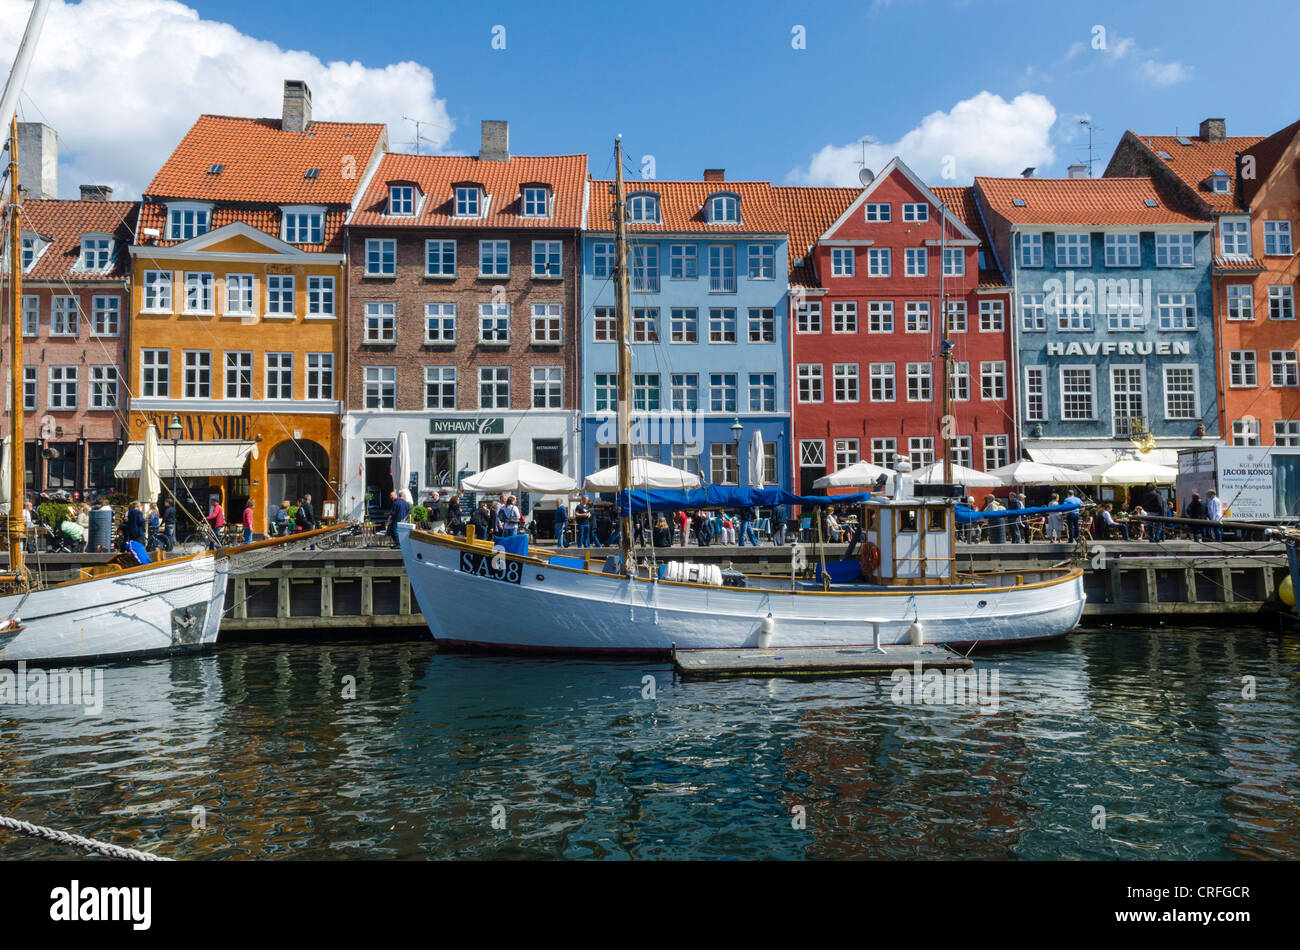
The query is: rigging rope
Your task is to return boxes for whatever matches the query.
[0,813,172,861]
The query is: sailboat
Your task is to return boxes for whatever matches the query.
[0,0,345,664]
[396,138,1086,654]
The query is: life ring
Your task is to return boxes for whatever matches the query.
[859,540,880,578]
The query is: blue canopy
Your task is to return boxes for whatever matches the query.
[616,485,872,513]
[954,498,1083,525]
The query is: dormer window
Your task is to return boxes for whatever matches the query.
[455,186,481,217]
[78,235,114,271]
[1208,172,1231,194]
[282,206,325,244]
[708,194,740,224]
[627,193,659,223]
[522,186,550,217]
[389,185,416,216]
[19,234,41,272]
[166,203,211,240]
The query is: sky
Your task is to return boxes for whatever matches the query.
[2,0,1298,198]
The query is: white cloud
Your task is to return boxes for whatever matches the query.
[1140,59,1192,86]
[788,91,1057,186]
[0,0,453,198]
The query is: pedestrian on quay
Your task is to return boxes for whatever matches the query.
[445,495,465,536]
[126,500,146,548]
[206,496,225,547]
[983,494,1006,544]
[573,495,593,547]
[1206,489,1224,542]
[738,506,759,547]
[675,507,690,546]
[272,500,291,537]
[1046,493,1064,541]
[162,499,177,550]
[694,509,713,547]
[653,515,673,547]
[242,500,255,544]
[1065,490,1081,543]
[1007,491,1025,543]
[296,493,316,532]
[385,489,411,547]
[146,503,161,551]
[1185,491,1207,541]
[553,498,569,548]
[1141,483,1166,542]
[499,495,522,537]
[471,500,493,540]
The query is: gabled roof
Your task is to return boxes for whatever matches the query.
[818,157,981,244]
[773,185,857,287]
[349,152,588,229]
[931,185,1008,289]
[1119,131,1265,213]
[1238,118,1300,207]
[973,176,1204,226]
[586,179,786,233]
[18,199,139,282]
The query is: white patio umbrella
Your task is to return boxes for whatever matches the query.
[813,460,892,490]
[461,459,578,494]
[584,458,701,491]
[391,431,412,503]
[748,431,766,490]
[1087,458,1178,486]
[138,424,162,506]
[912,461,1003,487]
[986,459,1092,486]
[0,435,10,513]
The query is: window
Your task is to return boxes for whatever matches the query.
[1104,233,1140,268]
[867,248,890,276]
[1157,292,1197,330]
[978,300,1003,332]
[1275,421,1300,446]
[479,367,510,408]
[1232,418,1260,446]
[596,446,618,471]
[1111,367,1145,436]
[1105,283,1145,330]
[21,295,37,336]
[1021,292,1046,330]
[425,367,456,409]
[1268,285,1295,320]
[594,373,616,412]
[479,303,510,343]
[834,439,860,470]
[983,435,1009,471]
[143,271,172,311]
[946,301,967,332]
[479,240,510,277]
[426,240,456,277]
[832,301,857,333]
[1022,365,1046,418]
[89,366,118,410]
[709,373,736,412]
[592,242,615,279]
[284,209,324,242]
[747,308,775,342]
[908,437,934,467]
[22,366,35,411]
[183,272,214,314]
[868,301,893,332]
[1228,351,1257,388]
[1264,221,1293,256]
[748,244,775,279]
[905,301,930,333]
[307,276,335,317]
[266,353,293,400]
[708,194,739,224]
[800,440,826,468]
[906,363,932,402]
[388,186,415,216]
[870,362,895,402]
[633,244,661,293]
[1155,232,1194,267]
[1020,233,1043,267]
[667,307,698,343]
[1058,290,1093,331]
[167,205,209,240]
[1220,217,1251,258]
[532,367,563,408]
[1060,366,1096,420]
[181,351,211,398]
[671,374,698,411]
[904,247,927,277]
[943,247,964,276]
[833,363,859,403]
[708,245,735,292]
[225,274,253,316]
[79,236,112,270]
[532,240,562,277]
[795,299,821,334]
[266,274,297,317]
[627,194,659,222]
[1055,232,1091,267]
[91,295,120,336]
[364,366,396,410]
[365,301,396,343]
[797,364,823,403]
[423,302,456,344]
[522,187,549,217]
[364,238,396,277]
[1271,350,1300,387]
[225,351,252,399]
[306,353,334,400]
[711,443,739,485]
[593,307,616,342]
[871,438,897,467]
[902,203,929,222]
[865,203,890,222]
[632,307,659,343]
[1226,284,1254,321]
[1163,365,1199,419]
[48,366,77,410]
[950,361,969,401]
[670,443,700,475]
[455,187,481,217]
[667,243,699,280]
[634,373,662,411]
[708,308,737,343]
[749,373,776,412]
[951,437,972,469]
[19,235,36,271]
[141,350,169,398]
[50,296,77,336]
[831,247,855,277]
[532,303,563,344]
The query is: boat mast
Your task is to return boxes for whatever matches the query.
[611,138,634,571]
[4,117,26,591]
[939,200,953,485]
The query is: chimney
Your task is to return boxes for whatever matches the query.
[479,120,509,162]
[282,80,312,133]
[1021,166,1035,178]
[17,122,58,199]
[1067,163,1088,179]
[1199,118,1226,142]
[79,184,113,201]
[703,169,725,181]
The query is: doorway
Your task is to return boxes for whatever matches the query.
[267,440,329,525]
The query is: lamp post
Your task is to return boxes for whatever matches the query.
[167,414,182,518]
[730,416,743,486]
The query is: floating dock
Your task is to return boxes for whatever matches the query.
[673,644,972,678]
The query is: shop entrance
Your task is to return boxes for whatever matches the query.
[267,440,328,526]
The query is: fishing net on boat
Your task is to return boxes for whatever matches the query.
[216,525,356,576]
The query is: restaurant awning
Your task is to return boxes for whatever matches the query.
[114,441,258,479]
[1026,446,1179,469]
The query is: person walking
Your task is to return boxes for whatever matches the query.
[242,500,255,544]
[1185,491,1208,541]
[146,504,161,551]
[738,506,758,547]
[205,496,226,547]
[161,499,177,550]
[1206,489,1224,542]
[470,500,493,540]
[553,498,569,548]
[385,490,411,547]
[675,507,690,546]
[272,500,290,537]
[1142,483,1167,542]
[1046,493,1064,541]
[499,495,522,537]
[1065,490,1081,543]
[126,500,146,546]
[1006,491,1025,543]
[296,493,316,532]
[573,496,593,548]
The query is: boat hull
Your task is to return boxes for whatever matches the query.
[399,526,1086,654]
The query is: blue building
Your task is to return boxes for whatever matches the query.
[975,175,1219,469]
[580,176,791,488]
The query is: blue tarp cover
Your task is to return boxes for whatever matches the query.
[954,498,1083,525]
[492,534,530,556]
[616,486,872,513]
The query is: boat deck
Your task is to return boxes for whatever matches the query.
[673,644,973,678]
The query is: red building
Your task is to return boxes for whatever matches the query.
[777,158,1014,494]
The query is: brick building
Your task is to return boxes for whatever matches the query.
[342,122,586,518]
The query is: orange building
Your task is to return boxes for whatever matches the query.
[120,81,386,532]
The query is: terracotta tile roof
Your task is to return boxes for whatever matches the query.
[1213,256,1266,272]
[973,175,1204,226]
[931,186,991,244]
[1125,132,1264,213]
[349,152,588,230]
[772,185,858,287]
[587,179,787,234]
[19,199,139,282]
[136,204,348,254]
[1238,119,1300,207]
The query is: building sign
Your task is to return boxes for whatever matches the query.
[430,418,504,435]
[1177,447,1300,520]
[135,412,256,442]
[1045,341,1191,358]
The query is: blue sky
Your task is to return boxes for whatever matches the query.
[5,0,1298,194]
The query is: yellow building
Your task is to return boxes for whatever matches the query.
[119,81,386,533]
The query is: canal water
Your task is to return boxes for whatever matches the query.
[1,625,1297,860]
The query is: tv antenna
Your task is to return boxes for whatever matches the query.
[856,139,875,186]
[1078,119,1104,177]
[402,116,439,154]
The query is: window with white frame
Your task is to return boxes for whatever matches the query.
[522,186,549,218]
[1163,365,1199,418]
[834,439,860,470]
[19,235,37,271]
[632,307,659,343]
[307,276,334,316]
[593,373,616,412]
[831,247,854,277]
[479,367,510,409]
[671,374,698,411]
[635,373,663,411]
[141,349,169,398]
[366,239,396,276]
[266,353,293,400]
[1105,282,1145,330]
[983,435,1009,471]
[627,194,659,222]
[1104,233,1140,268]
[79,236,113,270]
[867,248,890,276]
[1268,285,1295,320]
[864,203,890,222]
[1271,350,1300,387]
[978,299,1004,331]
[951,436,972,469]
[748,244,775,279]
[532,366,563,408]
[364,366,396,410]
[532,240,562,277]
[1157,292,1197,330]
[1220,217,1251,258]
[1229,351,1257,387]
[1060,366,1096,420]
[454,187,481,217]
[799,440,825,468]
[868,301,892,332]
[747,308,775,342]
[796,299,821,333]
[749,373,776,412]
[832,301,857,333]
[143,270,172,312]
[306,353,333,400]
[167,205,209,240]
[182,350,211,398]
[870,362,895,401]
[225,351,252,399]
[365,301,396,342]
[284,208,324,243]
[91,295,120,336]
[479,302,510,343]
[671,443,701,475]
[1111,366,1145,436]
[21,295,37,336]
[707,245,734,292]
[426,239,456,277]
[592,242,614,279]
[947,300,967,332]
[1264,220,1293,256]
[669,307,698,343]
[48,366,77,410]
[950,361,969,402]
[388,186,415,216]
[633,244,661,292]
[480,240,509,277]
[902,203,929,222]
[1275,421,1300,446]
[1024,366,1046,421]
[708,373,736,412]
[908,437,934,466]
[51,296,77,336]
[709,194,739,224]
[905,301,930,333]
[593,307,616,342]
[905,247,927,277]
[425,367,456,409]
[532,303,563,344]
[22,366,35,411]
[1021,292,1046,330]
[832,363,859,403]
[1020,233,1043,267]
[424,303,456,343]
[871,438,897,467]
[943,247,964,276]
[1055,232,1091,267]
[669,243,698,279]
[1155,232,1194,267]
[225,274,253,316]
[1232,418,1260,446]
[184,272,214,314]
[797,364,823,402]
[89,366,118,410]
[711,443,739,485]
[708,307,736,343]
[1057,290,1093,331]
[1225,284,1253,321]
[906,363,932,401]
